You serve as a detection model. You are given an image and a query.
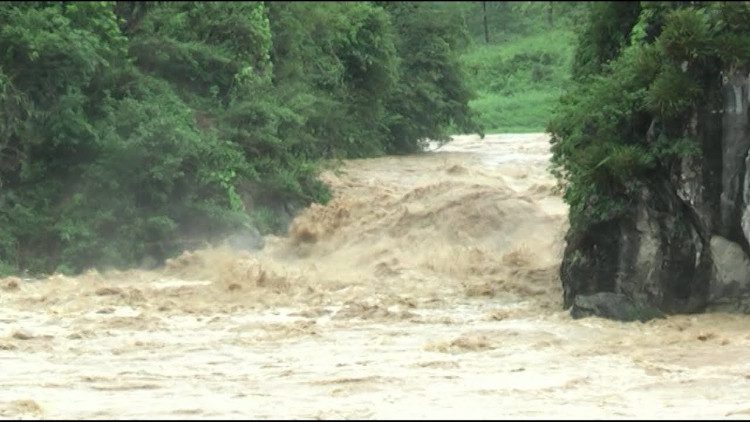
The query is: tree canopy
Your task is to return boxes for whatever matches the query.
[0,1,481,275]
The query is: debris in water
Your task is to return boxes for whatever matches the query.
[95,287,122,296]
[10,329,34,340]
[697,332,716,342]
[1,277,20,291]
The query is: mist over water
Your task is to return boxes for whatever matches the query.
[2,134,750,419]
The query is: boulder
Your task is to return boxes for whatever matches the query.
[561,182,710,318]
[709,235,750,302]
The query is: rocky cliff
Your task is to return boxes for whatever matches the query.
[562,68,750,321]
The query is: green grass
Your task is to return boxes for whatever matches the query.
[461,29,577,133]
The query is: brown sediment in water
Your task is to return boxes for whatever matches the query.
[1,134,750,419]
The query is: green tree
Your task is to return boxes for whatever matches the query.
[0,1,482,275]
[382,1,482,152]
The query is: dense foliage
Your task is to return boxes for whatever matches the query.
[0,1,480,275]
[549,1,750,230]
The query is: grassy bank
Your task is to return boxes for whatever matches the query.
[461,29,577,133]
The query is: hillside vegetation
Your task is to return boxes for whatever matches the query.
[0,1,481,275]
[456,2,588,133]
[549,1,750,230]
[0,1,602,276]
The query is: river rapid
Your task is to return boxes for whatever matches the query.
[2,133,750,419]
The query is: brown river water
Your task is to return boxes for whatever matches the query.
[2,133,750,419]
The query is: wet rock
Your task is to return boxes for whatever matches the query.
[561,183,710,318]
[557,69,750,319]
[570,292,663,322]
[710,236,750,302]
[742,147,750,252]
[720,69,750,240]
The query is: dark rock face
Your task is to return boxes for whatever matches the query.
[709,235,750,312]
[561,68,750,321]
[720,69,750,243]
[570,292,663,322]
[561,220,621,309]
[561,182,711,318]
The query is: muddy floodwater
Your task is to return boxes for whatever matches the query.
[2,133,750,419]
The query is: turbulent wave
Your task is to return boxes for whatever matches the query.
[2,134,749,419]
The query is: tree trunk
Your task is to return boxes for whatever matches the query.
[482,1,489,44]
[548,1,553,28]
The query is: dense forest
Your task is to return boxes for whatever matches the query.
[0,0,598,277]
[0,1,487,275]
